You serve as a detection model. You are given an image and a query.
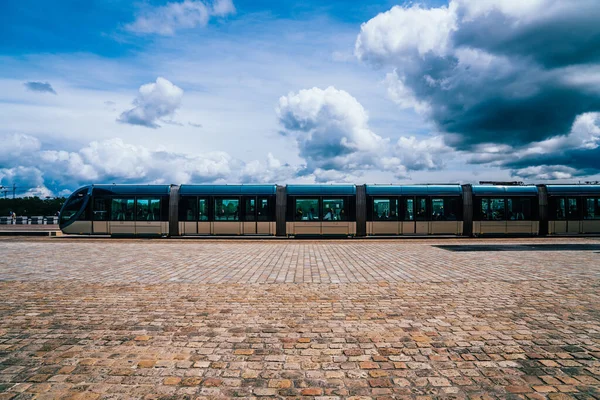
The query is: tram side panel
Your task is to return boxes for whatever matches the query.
[366,185,464,236]
[286,185,356,237]
[471,185,539,236]
[177,185,277,236]
[546,185,600,234]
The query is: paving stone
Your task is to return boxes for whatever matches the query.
[163,377,181,385]
[0,237,598,399]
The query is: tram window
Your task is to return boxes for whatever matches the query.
[567,198,578,220]
[416,197,427,221]
[404,198,414,221]
[490,198,505,221]
[585,198,600,220]
[374,199,389,220]
[480,198,505,220]
[480,198,489,220]
[198,198,208,221]
[507,198,531,220]
[295,199,319,221]
[111,198,134,221]
[179,197,196,221]
[431,198,459,221]
[92,197,110,221]
[390,198,398,220]
[245,198,256,221]
[257,198,270,221]
[553,197,566,220]
[215,198,239,221]
[323,198,345,221]
[373,198,397,220]
[137,198,160,221]
[447,198,459,220]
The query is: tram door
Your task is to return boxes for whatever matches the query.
[415,197,428,234]
[244,197,257,234]
[256,197,271,234]
[566,197,580,233]
[402,197,428,234]
[92,197,109,234]
[554,197,581,234]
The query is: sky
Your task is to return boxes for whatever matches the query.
[1,0,599,197]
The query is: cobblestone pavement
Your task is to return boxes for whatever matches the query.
[0,238,599,284]
[0,238,599,399]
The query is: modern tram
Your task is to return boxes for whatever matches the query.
[59,183,600,237]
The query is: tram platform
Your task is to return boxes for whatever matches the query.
[0,224,61,236]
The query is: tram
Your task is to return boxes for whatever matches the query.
[59,183,600,237]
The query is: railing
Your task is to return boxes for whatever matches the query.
[0,216,59,225]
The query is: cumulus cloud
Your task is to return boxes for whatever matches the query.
[0,133,302,196]
[118,77,183,128]
[42,138,233,187]
[239,153,299,183]
[0,133,42,167]
[355,0,600,178]
[0,166,47,197]
[277,86,449,180]
[24,81,57,94]
[126,0,235,36]
[384,71,430,115]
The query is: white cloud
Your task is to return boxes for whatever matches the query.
[355,0,600,180]
[0,166,47,195]
[0,134,237,195]
[0,133,314,195]
[355,3,458,64]
[118,77,184,128]
[239,153,299,183]
[61,138,232,185]
[211,0,235,16]
[384,71,430,115]
[512,165,578,180]
[0,133,41,167]
[126,0,235,36]
[277,86,449,180]
[454,0,554,20]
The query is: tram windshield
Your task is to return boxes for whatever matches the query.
[60,187,88,224]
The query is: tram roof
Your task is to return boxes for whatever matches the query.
[91,184,171,195]
[180,185,277,195]
[286,185,356,196]
[365,185,462,196]
[545,185,600,195]
[472,185,538,196]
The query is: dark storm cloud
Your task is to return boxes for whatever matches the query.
[504,147,600,175]
[24,81,57,94]
[453,2,600,69]
[391,43,600,150]
[355,1,600,178]
[435,77,600,148]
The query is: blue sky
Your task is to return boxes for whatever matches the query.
[1,0,599,196]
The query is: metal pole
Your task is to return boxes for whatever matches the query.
[12,183,16,199]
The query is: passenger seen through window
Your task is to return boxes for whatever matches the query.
[295,199,319,221]
[215,199,239,221]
